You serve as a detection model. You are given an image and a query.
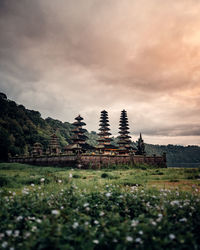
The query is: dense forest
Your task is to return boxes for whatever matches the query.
[0,92,200,166]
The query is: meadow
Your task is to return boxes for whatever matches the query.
[0,163,200,249]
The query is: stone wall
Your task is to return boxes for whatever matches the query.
[9,155,77,167]
[9,153,167,168]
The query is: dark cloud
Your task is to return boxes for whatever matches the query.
[0,0,200,145]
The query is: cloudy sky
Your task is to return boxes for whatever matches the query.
[1,0,200,145]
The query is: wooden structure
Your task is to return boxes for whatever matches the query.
[118,110,134,154]
[32,142,43,156]
[97,110,118,154]
[48,133,61,155]
[65,115,93,154]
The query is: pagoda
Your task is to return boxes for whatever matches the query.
[118,109,132,154]
[97,110,117,154]
[65,115,92,154]
[136,133,146,155]
[32,142,43,156]
[48,133,61,155]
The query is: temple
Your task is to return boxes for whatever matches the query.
[96,110,117,154]
[32,142,43,157]
[9,109,167,168]
[118,110,134,155]
[136,133,146,155]
[65,115,93,154]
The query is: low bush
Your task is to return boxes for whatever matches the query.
[0,186,199,249]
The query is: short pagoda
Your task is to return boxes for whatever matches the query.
[97,110,117,154]
[48,133,61,155]
[32,142,43,156]
[118,109,132,154]
[136,133,146,155]
[65,115,93,154]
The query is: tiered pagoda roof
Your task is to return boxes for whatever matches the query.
[66,115,93,154]
[32,142,43,156]
[118,110,133,154]
[97,110,117,153]
[48,133,61,155]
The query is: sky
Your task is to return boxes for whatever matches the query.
[0,0,200,145]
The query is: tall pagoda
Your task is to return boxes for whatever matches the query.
[136,133,146,155]
[118,109,132,154]
[97,110,116,154]
[65,115,92,154]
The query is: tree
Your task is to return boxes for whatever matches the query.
[0,127,11,161]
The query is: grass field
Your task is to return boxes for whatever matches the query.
[0,163,200,249]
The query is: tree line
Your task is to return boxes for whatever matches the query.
[0,92,200,165]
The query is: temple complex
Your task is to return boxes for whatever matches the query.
[10,110,167,168]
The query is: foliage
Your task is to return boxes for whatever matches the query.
[0,163,200,249]
[0,94,73,160]
[1,93,200,165]
[145,144,200,166]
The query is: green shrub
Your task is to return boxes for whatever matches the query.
[101,173,109,178]
[0,176,10,187]
[73,174,81,178]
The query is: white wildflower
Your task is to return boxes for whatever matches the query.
[69,173,72,178]
[170,200,179,206]
[31,226,37,232]
[169,234,176,240]
[135,237,143,244]
[105,192,111,197]
[0,233,5,240]
[24,232,31,239]
[94,220,99,225]
[179,218,187,222]
[6,230,12,236]
[126,236,133,242]
[13,230,19,237]
[2,242,8,248]
[36,219,42,223]
[72,222,79,229]
[100,211,105,216]
[16,216,23,221]
[40,178,45,182]
[93,240,99,244]
[58,180,62,183]
[83,203,89,207]
[131,219,139,227]
[51,210,60,216]
[31,183,35,187]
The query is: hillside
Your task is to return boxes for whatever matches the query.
[0,93,76,160]
[0,92,200,165]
